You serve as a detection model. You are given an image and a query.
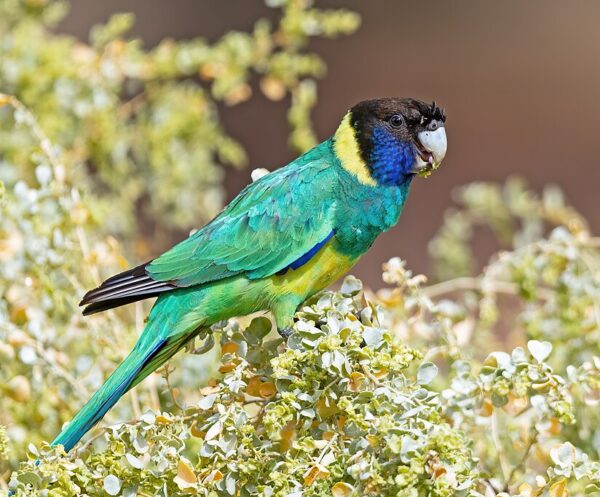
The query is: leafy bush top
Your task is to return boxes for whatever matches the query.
[8,279,478,496]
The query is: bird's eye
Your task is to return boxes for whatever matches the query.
[389,114,405,128]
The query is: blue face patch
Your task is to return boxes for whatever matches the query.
[369,126,416,186]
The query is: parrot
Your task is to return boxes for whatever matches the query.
[52,97,448,452]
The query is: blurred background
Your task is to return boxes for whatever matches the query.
[55,0,600,288]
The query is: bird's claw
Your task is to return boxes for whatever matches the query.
[277,327,294,340]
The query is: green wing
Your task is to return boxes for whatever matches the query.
[80,142,339,314]
[146,151,337,286]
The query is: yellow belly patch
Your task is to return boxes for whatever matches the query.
[267,241,357,300]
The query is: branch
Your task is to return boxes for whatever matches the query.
[505,430,538,492]
[422,277,518,299]
[422,276,554,301]
[0,93,64,184]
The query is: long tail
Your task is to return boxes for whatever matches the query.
[51,333,193,452]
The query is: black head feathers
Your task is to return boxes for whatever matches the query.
[429,101,446,122]
[348,97,445,166]
[341,97,447,186]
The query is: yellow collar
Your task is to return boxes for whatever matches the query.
[333,113,376,186]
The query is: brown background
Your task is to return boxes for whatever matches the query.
[58,1,600,288]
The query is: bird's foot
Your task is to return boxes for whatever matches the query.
[277,326,294,340]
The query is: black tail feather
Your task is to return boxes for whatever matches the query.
[80,261,177,315]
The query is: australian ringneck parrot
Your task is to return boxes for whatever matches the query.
[53,97,448,452]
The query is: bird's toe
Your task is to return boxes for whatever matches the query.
[277,326,294,340]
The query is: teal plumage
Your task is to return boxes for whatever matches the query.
[50,97,448,453]
[52,337,168,452]
[146,142,338,284]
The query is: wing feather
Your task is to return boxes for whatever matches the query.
[81,143,338,314]
[146,154,337,286]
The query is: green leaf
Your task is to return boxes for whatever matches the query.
[362,327,383,349]
[244,317,273,343]
[417,362,438,385]
[528,340,553,363]
[104,475,122,496]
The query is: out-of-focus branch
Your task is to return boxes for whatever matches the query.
[0,93,64,184]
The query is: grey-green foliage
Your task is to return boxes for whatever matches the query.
[2,103,600,493]
[0,94,147,465]
[3,4,600,493]
[2,100,600,495]
[0,0,360,240]
[8,279,480,497]
[8,272,600,497]
[380,180,600,496]
[2,98,600,496]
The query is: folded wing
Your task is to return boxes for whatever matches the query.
[81,154,337,315]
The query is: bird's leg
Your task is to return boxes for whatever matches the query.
[272,297,302,341]
[277,326,295,340]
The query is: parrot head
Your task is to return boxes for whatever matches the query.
[334,97,447,186]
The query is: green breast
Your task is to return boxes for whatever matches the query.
[329,142,412,258]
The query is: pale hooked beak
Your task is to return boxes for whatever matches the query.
[411,127,447,176]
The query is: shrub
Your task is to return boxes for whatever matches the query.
[4,154,600,495]
[7,280,479,496]
[2,2,600,496]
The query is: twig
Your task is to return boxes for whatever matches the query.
[576,251,600,331]
[505,430,538,492]
[0,93,64,184]
[160,364,183,410]
[423,277,516,299]
[146,374,161,413]
[316,433,337,465]
[243,399,269,406]
[484,478,500,494]
[75,225,101,286]
[130,387,141,420]
[323,377,340,392]
[32,341,89,400]
[118,91,147,120]
[424,345,448,362]
[422,276,554,301]
[491,411,510,482]
[78,428,108,453]
[361,364,381,386]
[0,472,9,492]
